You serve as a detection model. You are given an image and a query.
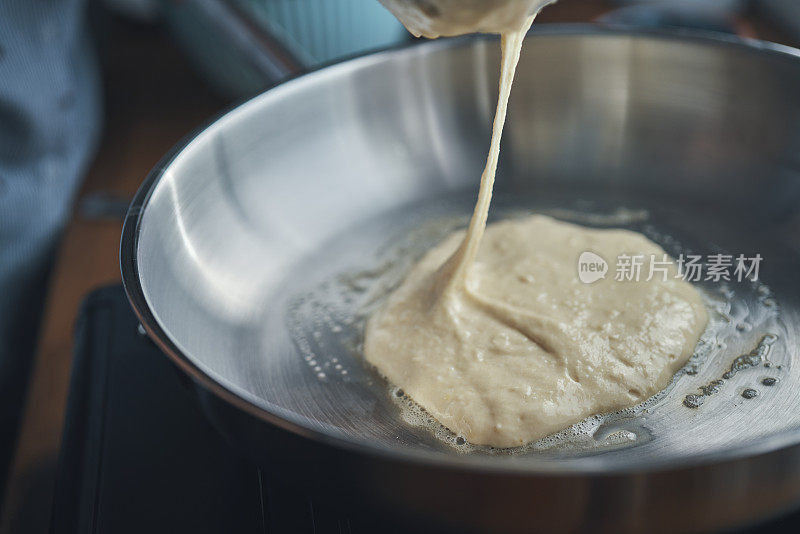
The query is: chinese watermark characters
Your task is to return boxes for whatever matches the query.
[578,252,762,284]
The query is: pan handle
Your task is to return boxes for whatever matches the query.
[181,0,305,82]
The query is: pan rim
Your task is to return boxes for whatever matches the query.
[121,25,800,477]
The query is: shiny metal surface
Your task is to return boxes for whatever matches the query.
[122,28,800,531]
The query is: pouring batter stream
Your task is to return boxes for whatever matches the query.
[365,6,708,448]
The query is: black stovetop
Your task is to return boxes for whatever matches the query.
[50,285,799,533]
[51,286,364,534]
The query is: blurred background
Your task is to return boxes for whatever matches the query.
[1,0,800,532]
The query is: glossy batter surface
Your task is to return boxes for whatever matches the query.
[365,4,708,448]
[365,216,708,447]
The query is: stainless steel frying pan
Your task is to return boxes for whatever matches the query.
[121,27,800,532]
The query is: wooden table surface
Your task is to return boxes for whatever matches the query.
[1,3,796,532]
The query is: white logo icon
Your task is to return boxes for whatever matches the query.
[578,251,608,284]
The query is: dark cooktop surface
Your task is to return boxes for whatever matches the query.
[51,285,800,533]
[51,286,364,534]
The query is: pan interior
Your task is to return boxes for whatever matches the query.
[134,31,800,470]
